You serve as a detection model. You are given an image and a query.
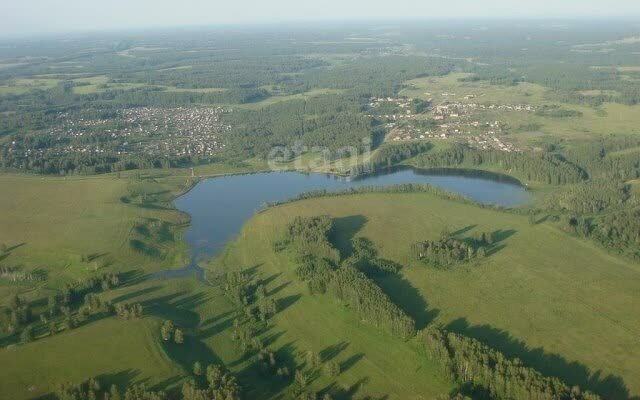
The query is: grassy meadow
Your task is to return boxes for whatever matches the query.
[0,173,194,308]
[214,192,640,398]
[1,172,639,398]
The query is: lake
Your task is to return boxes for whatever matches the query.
[153,167,530,280]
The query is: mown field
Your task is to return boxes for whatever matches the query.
[214,192,640,398]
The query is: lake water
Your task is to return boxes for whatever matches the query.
[150,167,530,280]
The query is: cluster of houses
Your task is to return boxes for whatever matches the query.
[117,107,230,157]
[384,94,536,153]
[12,107,232,158]
[365,96,415,121]
[432,101,535,121]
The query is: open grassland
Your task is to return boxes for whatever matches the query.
[212,213,453,399]
[499,102,640,138]
[0,174,189,288]
[401,72,549,106]
[71,75,146,94]
[0,78,61,95]
[235,88,346,109]
[0,317,181,400]
[218,192,640,398]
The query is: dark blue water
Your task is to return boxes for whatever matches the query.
[170,167,530,267]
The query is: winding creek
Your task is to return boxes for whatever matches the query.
[150,167,531,280]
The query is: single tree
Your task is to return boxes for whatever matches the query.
[161,320,175,341]
[20,325,34,343]
[193,361,203,376]
[174,328,184,344]
[324,361,340,378]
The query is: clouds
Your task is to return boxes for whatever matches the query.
[1,0,639,36]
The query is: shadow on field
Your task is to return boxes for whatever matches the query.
[320,341,350,361]
[451,225,477,236]
[446,318,632,400]
[340,353,365,373]
[330,215,368,259]
[277,294,301,312]
[375,274,439,330]
[36,370,143,400]
[478,228,516,257]
[119,269,148,286]
[320,377,382,400]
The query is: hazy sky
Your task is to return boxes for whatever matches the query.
[2,0,640,37]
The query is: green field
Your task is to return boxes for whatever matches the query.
[0,317,181,399]
[212,192,640,398]
[0,174,191,299]
[0,78,61,95]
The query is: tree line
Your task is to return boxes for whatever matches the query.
[421,326,601,400]
[285,216,416,339]
[412,144,586,185]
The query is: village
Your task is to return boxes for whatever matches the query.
[7,106,231,159]
[382,93,537,153]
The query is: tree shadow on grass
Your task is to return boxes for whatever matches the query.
[35,369,143,400]
[446,317,632,400]
[320,341,350,362]
[484,229,517,257]
[198,311,236,341]
[6,242,26,252]
[321,377,376,400]
[119,269,148,286]
[277,294,301,312]
[236,339,299,399]
[111,285,162,303]
[330,215,368,259]
[451,225,477,237]
[340,353,365,373]
[375,274,439,330]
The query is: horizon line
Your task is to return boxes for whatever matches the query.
[1,16,640,41]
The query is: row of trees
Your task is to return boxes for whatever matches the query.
[421,327,601,400]
[286,216,416,340]
[54,362,242,400]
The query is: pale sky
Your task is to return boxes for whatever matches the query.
[2,0,640,37]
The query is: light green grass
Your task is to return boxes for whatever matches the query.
[0,318,180,400]
[401,72,549,105]
[161,86,228,93]
[212,201,453,399]
[236,88,346,109]
[222,192,640,397]
[71,75,146,94]
[0,174,189,283]
[0,78,61,95]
